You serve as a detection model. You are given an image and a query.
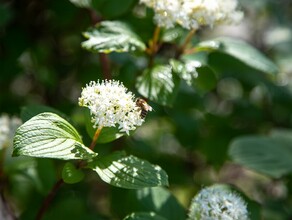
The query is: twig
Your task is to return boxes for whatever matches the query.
[35,179,64,220]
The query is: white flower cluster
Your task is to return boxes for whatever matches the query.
[188,184,249,220]
[79,80,144,135]
[0,114,22,149]
[140,0,243,29]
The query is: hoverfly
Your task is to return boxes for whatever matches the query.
[136,98,153,119]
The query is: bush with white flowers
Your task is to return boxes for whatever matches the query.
[6,0,284,219]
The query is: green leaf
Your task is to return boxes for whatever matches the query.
[0,3,12,28]
[62,162,85,184]
[123,212,167,220]
[93,0,135,19]
[88,152,169,189]
[161,27,185,43]
[229,135,292,178]
[136,64,181,106]
[84,108,125,143]
[170,59,217,92]
[69,0,92,8]
[196,37,279,75]
[13,112,97,160]
[82,21,146,53]
[195,65,217,92]
[112,187,186,220]
[21,104,69,122]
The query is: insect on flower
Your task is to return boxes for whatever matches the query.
[136,98,153,119]
[78,80,144,135]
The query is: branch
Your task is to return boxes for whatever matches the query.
[35,179,64,220]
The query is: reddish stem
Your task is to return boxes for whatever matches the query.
[35,179,64,220]
[99,53,111,80]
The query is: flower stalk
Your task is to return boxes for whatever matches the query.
[175,29,196,58]
[89,126,103,150]
[147,26,161,67]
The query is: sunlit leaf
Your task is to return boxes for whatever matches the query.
[82,21,146,53]
[136,64,181,106]
[88,151,168,189]
[123,212,167,220]
[229,135,292,178]
[13,112,97,160]
[196,37,279,75]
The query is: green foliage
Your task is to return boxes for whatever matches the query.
[112,187,186,220]
[88,151,168,189]
[13,112,97,160]
[2,0,292,219]
[82,21,146,53]
[136,64,181,106]
[170,59,217,92]
[229,130,292,178]
[123,212,167,220]
[197,37,279,75]
[62,162,85,184]
[21,104,70,122]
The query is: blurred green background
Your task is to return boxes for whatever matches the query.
[1,0,292,219]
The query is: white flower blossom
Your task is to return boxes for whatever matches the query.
[188,184,249,220]
[140,0,243,29]
[0,114,22,149]
[79,80,144,135]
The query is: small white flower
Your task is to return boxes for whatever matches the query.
[0,114,22,149]
[79,80,144,135]
[140,0,243,29]
[188,184,249,220]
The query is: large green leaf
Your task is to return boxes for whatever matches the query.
[88,152,168,189]
[123,212,167,220]
[229,135,292,178]
[136,64,181,106]
[196,37,279,75]
[82,21,146,53]
[13,112,97,160]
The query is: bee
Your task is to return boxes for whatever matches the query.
[136,98,153,119]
